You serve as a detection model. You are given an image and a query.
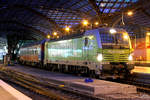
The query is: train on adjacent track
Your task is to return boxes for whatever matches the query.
[19,28,134,79]
[132,34,150,65]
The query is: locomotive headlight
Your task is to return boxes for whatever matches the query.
[123,34,128,40]
[97,54,103,61]
[128,54,133,61]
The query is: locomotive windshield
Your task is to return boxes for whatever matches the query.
[100,32,130,49]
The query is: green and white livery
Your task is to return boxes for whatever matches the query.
[44,28,134,79]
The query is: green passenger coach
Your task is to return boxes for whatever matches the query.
[44,28,134,79]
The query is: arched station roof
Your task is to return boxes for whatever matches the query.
[0,0,149,41]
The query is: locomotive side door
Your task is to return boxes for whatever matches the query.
[83,37,89,61]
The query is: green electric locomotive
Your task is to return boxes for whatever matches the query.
[44,28,134,79]
[19,28,134,79]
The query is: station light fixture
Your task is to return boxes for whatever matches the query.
[47,34,51,39]
[53,32,57,36]
[95,22,99,26]
[109,28,117,34]
[82,20,88,26]
[127,11,133,16]
[65,26,70,32]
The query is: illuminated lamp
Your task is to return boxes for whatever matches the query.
[95,22,99,25]
[53,32,57,36]
[82,20,88,26]
[127,11,133,16]
[65,26,70,32]
[47,34,50,39]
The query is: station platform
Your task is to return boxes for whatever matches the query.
[0,79,32,100]
[5,65,145,100]
[131,66,150,74]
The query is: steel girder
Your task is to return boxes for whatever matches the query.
[0,20,46,39]
[88,0,102,24]
[0,5,63,35]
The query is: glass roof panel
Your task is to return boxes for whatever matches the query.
[122,4,127,7]
[110,9,116,13]
[106,3,113,7]
[97,0,138,13]
[111,0,117,1]
[100,8,103,12]
[103,9,110,13]
[63,0,77,8]
[100,3,106,7]
[114,3,120,8]
[97,0,139,13]
[132,0,138,2]
[81,5,93,11]
[103,0,109,1]
[125,0,131,2]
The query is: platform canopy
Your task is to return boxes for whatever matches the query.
[0,0,149,41]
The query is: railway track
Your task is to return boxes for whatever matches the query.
[0,65,150,100]
[0,66,103,100]
[119,73,150,94]
[123,80,150,93]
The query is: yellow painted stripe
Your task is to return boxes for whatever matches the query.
[131,66,150,74]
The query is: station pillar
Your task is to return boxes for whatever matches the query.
[7,34,20,64]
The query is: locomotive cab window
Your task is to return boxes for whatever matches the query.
[100,32,129,49]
